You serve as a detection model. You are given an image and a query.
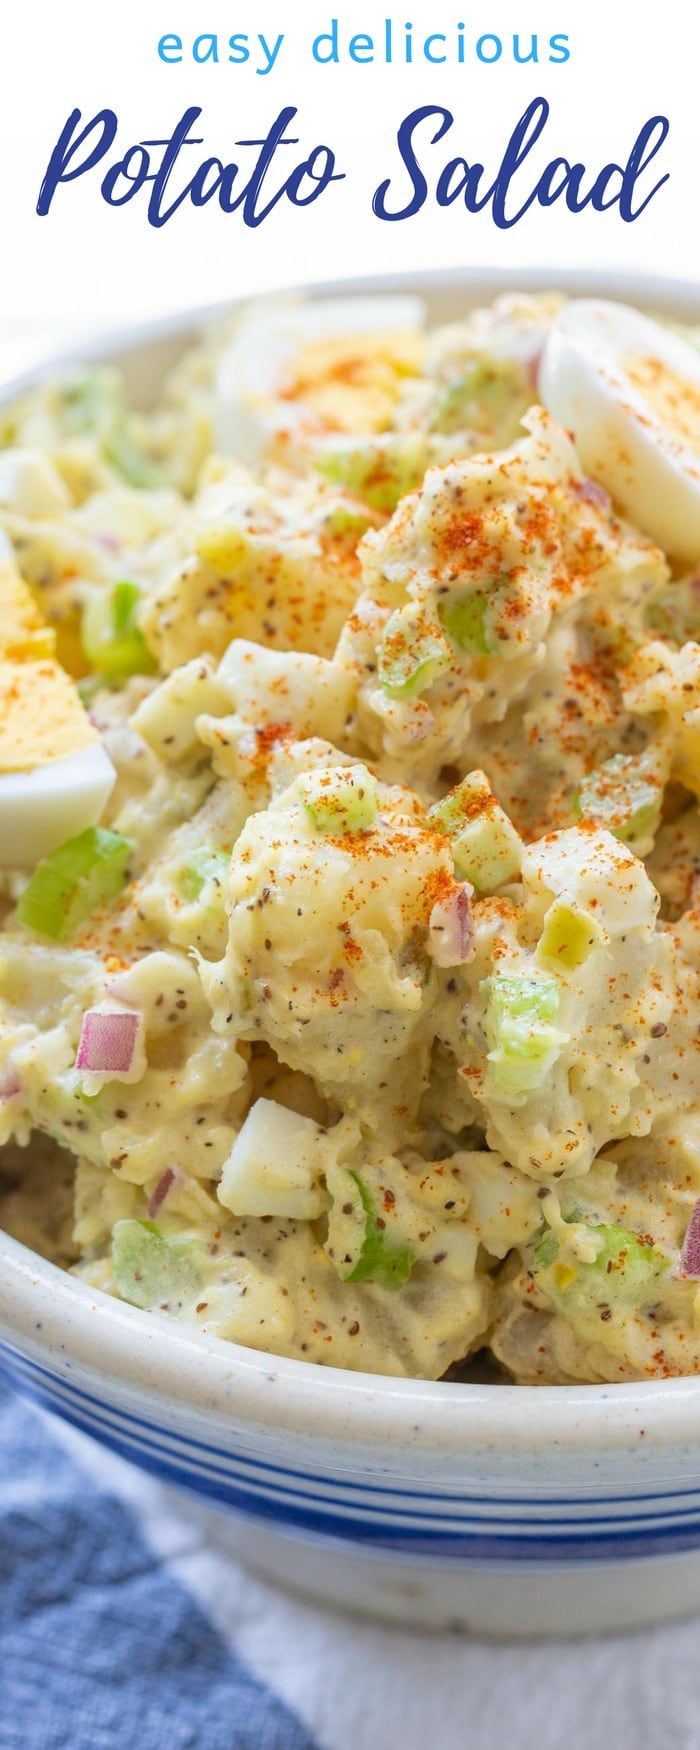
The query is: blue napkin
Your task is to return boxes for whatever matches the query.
[4,1374,698,1750]
[0,1383,318,1750]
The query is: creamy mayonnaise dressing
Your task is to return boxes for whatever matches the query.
[2,290,700,1382]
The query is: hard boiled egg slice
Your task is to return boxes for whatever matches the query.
[539,299,700,561]
[0,560,115,868]
[0,737,116,869]
[214,295,426,462]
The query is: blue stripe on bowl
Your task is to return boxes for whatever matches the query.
[14,1381,700,1562]
[6,1341,700,1564]
[7,1341,700,1511]
[11,1349,700,1535]
[5,1343,700,1564]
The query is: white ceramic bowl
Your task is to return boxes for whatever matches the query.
[2,268,700,1639]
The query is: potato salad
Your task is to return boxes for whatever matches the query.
[3,287,700,1384]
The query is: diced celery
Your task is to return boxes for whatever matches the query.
[428,772,522,890]
[103,421,162,489]
[82,580,155,681]
[533,1205,584,1268]
[17,826,133,941]
[176,847,229,903]
[429,358,529,437]
[322,503,374,540]
[315,434,430,514]
[344,1171,415,1291]
[428,780,480,841]
[484,971,567,1100]
[537,903,602,973]
[440,592,492,656]
[646,582,700,646]
[576,752,662,844]
[76,674,102,707]
[533,1228,560,1269]
[488,973,560,1028]
[57,370,121,437]
[377,606,451,699]
[112,1219,203,1310]
[300,765,378,835]
[535,1219,666,1309]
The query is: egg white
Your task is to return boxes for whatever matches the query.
[0,742,116,869]
[539,299,700,561]
[214,294,426,462]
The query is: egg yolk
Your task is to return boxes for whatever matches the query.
[624,353,700,452]
[280,329,424,433]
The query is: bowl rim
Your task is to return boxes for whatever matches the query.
[3,261,700,1457]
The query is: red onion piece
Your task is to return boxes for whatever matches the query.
[575,477,612,513]
[681,1201,700,1279]
[148,1168,180,1219]
[75,1008,143,1076]
[525,349,543,391]
[0,1071,20,1103]
[429,885,474,968]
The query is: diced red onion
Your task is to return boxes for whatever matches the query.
[0,1070,19,1103]
[429,885,474,968]
[681,1201,700,1279]
[148,1167,180,1219]
[75,1007,143,1076]
[575,477,612,513]
[525,349,543,391]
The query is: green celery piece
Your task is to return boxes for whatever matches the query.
[17,827,133,941]
[322,503,374,540]
[301,765,378,834]
[57,370,121,437]
[440,592,492,656]
[345,1171,415,1291]
[488,972,560,1028]
[76,674,102,707]
[104,420,162,489]
[81,580,156,681]
[428,779,480,841]
[576,752,662,843]
[427,773,522,890]
[536,1219,665,1308]
[113,580,140,635]
[533,1205,585,1268]
[430,358,529,436]
[378,608,451,699]
[315,434,430,515]
[484,971,566,1099]
[176,847,230,903]
[534,1228,560,1269]
[646,582,700,646]
[112,1219,203,1310]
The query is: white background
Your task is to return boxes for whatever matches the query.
[0,0,698,341]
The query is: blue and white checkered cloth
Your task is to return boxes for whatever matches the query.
[0,1384,317,1750]
[4,1379,700,1750]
